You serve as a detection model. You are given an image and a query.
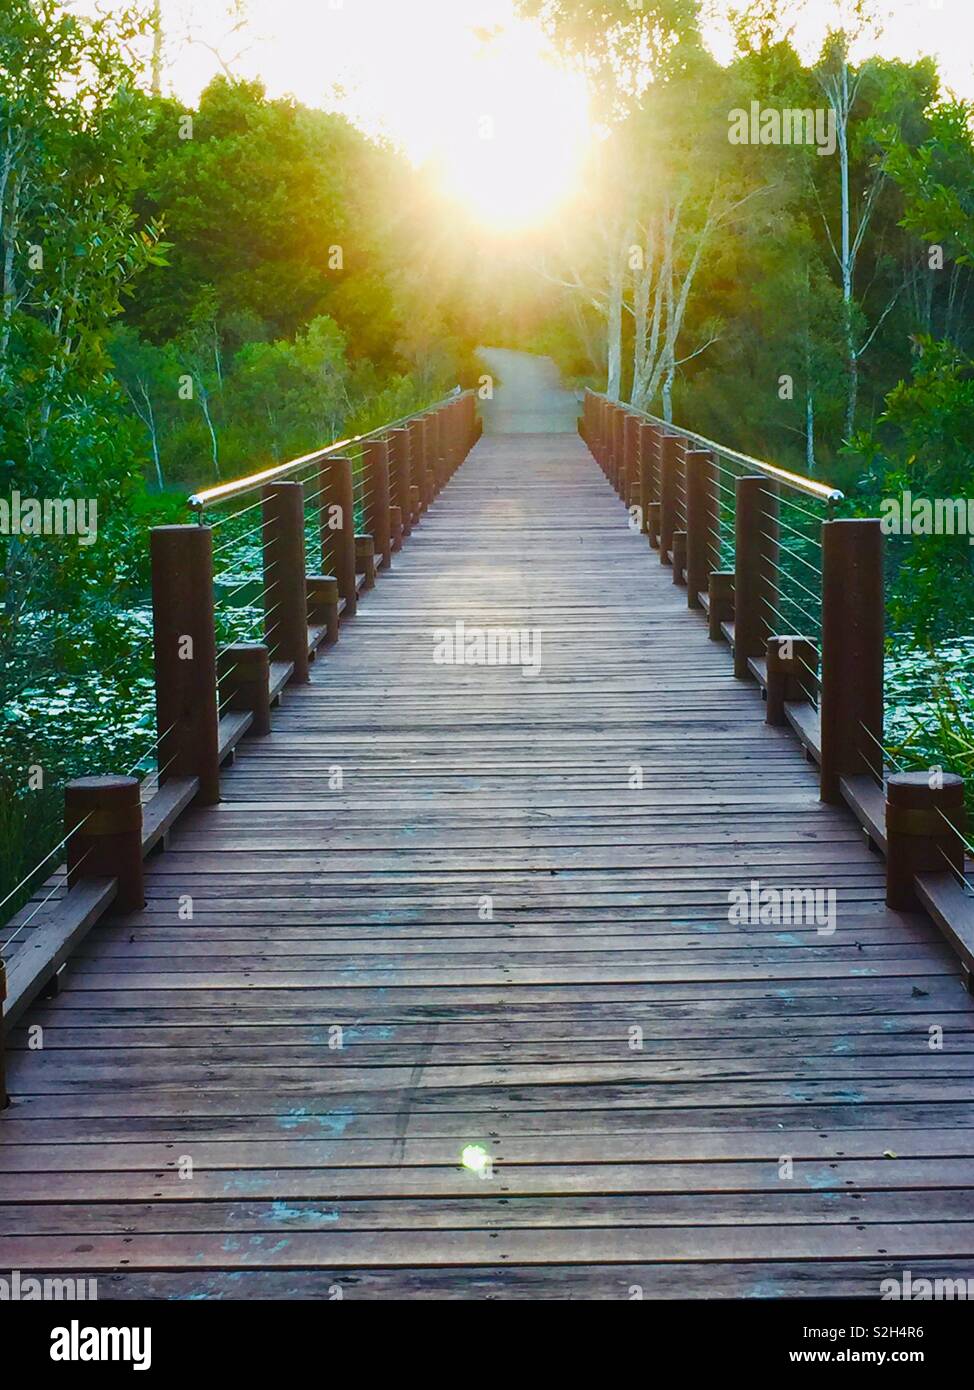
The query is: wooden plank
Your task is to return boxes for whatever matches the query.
[3,879,117,1027]
[2,1188,969,1235]
[785,700,822,763]
[841,774,888,854]
[915,871,974,975]
[49,1259,974,1300]
[5,1155,974,1202]
[269,661,294,701]
[307,623,329,657]
[140,777,200,855]
[217,710,253,761]
[3,1222,974,1268]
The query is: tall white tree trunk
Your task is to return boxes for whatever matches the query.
[605,239,624,400]
[151,0,163,95]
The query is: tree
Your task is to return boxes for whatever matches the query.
[521,0,702,119]
[0,0,167,671]
[108,326,177,489]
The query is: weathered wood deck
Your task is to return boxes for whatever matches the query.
[2,431,973,1299]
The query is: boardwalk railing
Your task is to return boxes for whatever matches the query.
[0,390,481,1107]
[581,388,973,987]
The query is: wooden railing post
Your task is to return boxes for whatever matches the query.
[307,575,340,646]
[439,403,452,476]
[444,402,458,477]
[439,410,450,490]
[685,449,717,610]
[416,416,429,509]
[637,422,656,538]
[219,643,271,735]
[65,775,144,910]
[407,418,425,517]
[733,476,778,679]
[708,571,734,640]
[422,415,436,506]
[766,636,818,725]
[885,772,966,910]
[595,398,607,472]
[364,439,391,568]
[441,400,452,475]
[612,409,626,497]
[464,393,478,451]
[623,413,640,508]
[820,518,883,803]
[325,457,357,616]
[262,480,310,683]
[150,523,221,805]
[423,413,437,495]
[658,435,680,564]
[355,534,376,589]
[603,402,614,482]
[647,503,661,548]
[671,530,687,586]
[456,396,468,469]
[0,960,6,1109]
[387,428,412,537]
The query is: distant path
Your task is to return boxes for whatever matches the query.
[476,347,579,434]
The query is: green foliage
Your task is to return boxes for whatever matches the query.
[883,100,974,266]
[885,645,974,820]
[844,338,974,639]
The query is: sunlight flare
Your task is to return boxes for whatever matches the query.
[426,29,591,230]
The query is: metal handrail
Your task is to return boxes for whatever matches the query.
[188,387,465,513]
[606,395,843,506]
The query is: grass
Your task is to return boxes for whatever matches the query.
[885,641,974,829]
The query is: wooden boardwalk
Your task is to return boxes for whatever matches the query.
[2,431,974,1299]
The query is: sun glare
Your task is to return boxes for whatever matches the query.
[430,30,591,231]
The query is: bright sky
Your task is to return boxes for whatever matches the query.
[107,0,974,227]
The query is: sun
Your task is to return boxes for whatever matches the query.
[433,27,591,231]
